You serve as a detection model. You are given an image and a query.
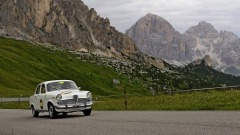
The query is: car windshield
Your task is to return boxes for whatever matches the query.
[47,81,78,92]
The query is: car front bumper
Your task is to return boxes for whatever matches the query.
[54,103,92,113]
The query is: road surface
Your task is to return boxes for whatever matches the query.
[0,110,240,135]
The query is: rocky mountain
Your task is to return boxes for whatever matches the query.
[0,0,169,69]
[126,13,240,75]
[181,22,240,75]
[125,13,180,61]
[0,0,136,59]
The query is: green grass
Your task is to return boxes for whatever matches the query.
[2,90,240,110]
[93,90,240,110]
[0,37,147,97]
[0,101,29,109]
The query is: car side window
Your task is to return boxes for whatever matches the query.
[41,84,46,94]
[35,85,40,94]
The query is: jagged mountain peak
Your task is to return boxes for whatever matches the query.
[126,13,176,34]
[125,13,180,61]
[198,21,212,26]
[144,13,165,20]
[185,21,218,35]
[197,21,217,32]
[142,13,173,29]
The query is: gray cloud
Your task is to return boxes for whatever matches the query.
[82,0,240,36]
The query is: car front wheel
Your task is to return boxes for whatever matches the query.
[31,106,39,117]
[83,108,91,116]
[48,104,57,119]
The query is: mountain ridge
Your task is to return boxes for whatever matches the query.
[126,13,240,75]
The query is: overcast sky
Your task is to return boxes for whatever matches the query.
[82,0,240,37]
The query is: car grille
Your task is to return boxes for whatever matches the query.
[57,98,91,105]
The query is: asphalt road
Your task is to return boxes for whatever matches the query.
[0,110,240,135]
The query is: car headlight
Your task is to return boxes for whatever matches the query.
[56,94,62,100]
[87,92,92,99]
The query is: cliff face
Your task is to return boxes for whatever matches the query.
[125,13,180,61]
[126,13,240,75]
[0,0,139,59]
[182,22,240,75]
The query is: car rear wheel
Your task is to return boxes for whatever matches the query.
[83,108,91,116]
[48,104,57,119]
[31,106,39,117]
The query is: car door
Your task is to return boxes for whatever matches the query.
[39,84,47,111]
[33,85,41,110]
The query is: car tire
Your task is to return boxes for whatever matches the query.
[31,106,39,117]
[48,104,57,119]
[83,108,91,116]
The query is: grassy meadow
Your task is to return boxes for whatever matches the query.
[0,37,147,97]
[0,101,29,109]
[1,90,240,110]
[93,90,240,110]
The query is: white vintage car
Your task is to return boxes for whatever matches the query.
[29,80,93,119]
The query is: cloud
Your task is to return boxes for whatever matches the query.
[82,0,240,36]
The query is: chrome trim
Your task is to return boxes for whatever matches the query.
[57,98,92,105]
[54,105,92,112]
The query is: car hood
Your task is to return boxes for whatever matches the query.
[48,89,90,99]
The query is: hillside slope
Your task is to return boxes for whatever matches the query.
[0,37,147,97]
[1,37,240,97]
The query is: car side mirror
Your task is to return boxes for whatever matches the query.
[78,87,81,90]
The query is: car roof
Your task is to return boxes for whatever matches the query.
[41,80,74,84]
